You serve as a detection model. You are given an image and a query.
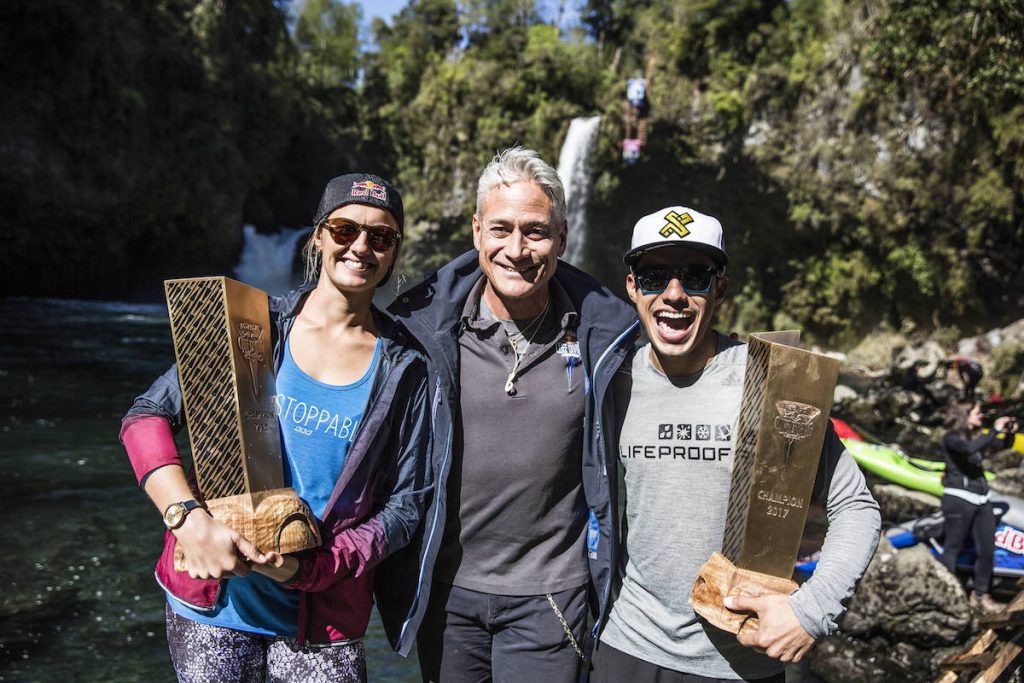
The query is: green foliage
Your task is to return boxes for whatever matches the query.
[3,0,1022,346]
[295,0,362,88]
[358,2,607,280]
[0,0,309,296]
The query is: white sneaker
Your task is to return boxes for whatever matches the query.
[970,593,1003,615]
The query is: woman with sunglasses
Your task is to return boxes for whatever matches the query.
[120,173,431,682]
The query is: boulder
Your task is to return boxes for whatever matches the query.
[983,448,1024,497]
[985,448,1023,475]
[957,317,1024,358]
[893,340,947,379]
[893,423,941,457]
[807,634,922,682]
[880,389,926,420]
[870,484,940,523]
[833,384,859,406]
[840,537,973,647]
[989,469,1024,498]
[841,396,884,432]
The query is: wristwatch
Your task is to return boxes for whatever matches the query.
[163,500,205,530]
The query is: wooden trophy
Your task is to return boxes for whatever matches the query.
[165,276,320,571]
[689,331,840,635]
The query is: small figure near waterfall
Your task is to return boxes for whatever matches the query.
[623,74,649,164]
[624,75,648,141]
[590,206,880,682]
[120,173,432,681]
[389,146,640,682]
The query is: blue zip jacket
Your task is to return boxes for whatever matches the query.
[386,250,640,655]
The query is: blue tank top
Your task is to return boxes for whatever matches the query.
[168,337,379,635]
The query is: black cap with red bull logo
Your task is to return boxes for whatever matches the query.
[313,173,404,232]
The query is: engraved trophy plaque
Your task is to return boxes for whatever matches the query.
[690,331,840,634]
[165,277,320,569]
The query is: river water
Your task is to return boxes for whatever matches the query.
[0,296,836,682]
[0,298,419,682]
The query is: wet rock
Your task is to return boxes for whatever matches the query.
[893,423,941,457]
[958,318,1024,358]
[985,448,1023,474]
[893,340,947,380]
[870,484,940,523]
[807,634,914,682]
[841,537,973,648]
[989,468,1024,498]
[833,384,859,406]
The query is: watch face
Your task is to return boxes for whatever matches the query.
[165,504,185,529]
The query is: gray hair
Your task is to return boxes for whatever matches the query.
[476,146,566,226]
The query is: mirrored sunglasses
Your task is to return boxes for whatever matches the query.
[320,218,401,252]
[632,264,720,295]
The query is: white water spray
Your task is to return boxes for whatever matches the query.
[557,115,601,267]
[234,224,308,295]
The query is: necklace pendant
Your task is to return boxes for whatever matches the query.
[505,373,517,395]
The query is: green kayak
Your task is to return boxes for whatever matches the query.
[842,439,995,498]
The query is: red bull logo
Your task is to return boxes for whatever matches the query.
[351,180,387,201]
[996,525,1024,555]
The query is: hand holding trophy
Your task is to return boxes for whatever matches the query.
[689,331,839,637]
[164,276,321,573]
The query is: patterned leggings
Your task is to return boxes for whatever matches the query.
[165,605,367,682]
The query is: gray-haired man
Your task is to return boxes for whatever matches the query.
[389,147,640,682]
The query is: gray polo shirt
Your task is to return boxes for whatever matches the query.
[433,277,590,595]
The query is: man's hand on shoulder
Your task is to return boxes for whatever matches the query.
[725,593,815,662]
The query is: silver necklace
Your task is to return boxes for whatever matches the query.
[501,299,550,395]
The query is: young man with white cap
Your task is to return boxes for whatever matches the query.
[590,207,880,682]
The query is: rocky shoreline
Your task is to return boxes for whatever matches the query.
[802,318,1024,681]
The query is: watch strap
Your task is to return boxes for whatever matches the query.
[163,499,205,529]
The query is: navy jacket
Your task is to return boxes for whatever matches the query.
[387,250,640,654]
[941,429,1013,496]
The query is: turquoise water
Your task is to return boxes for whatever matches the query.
[0,298,420,682]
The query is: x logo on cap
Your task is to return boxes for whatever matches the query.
[659,211,693,238]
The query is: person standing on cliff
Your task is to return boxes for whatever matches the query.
[590,206,881,682]
[389,146,640,682]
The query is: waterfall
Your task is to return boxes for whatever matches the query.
[557,115,601,267]
[234,225,309,295]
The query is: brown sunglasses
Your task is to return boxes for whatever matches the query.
[320,218,401,253]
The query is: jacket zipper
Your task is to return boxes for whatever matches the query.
[395,375,450,652]
[586,319,639,636]
[591,321,639,474]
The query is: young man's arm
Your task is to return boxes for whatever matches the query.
[788,425,880,634]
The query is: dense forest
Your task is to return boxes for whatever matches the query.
[2,0,1022,345]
